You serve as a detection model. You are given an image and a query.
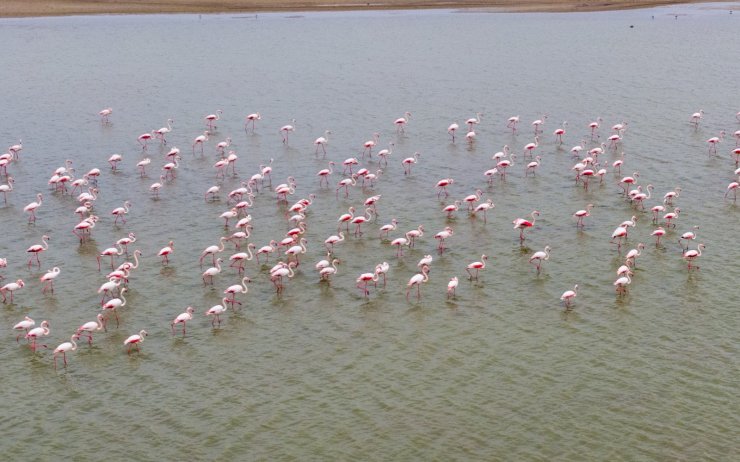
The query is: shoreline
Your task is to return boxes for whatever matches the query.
[0,0,736,19]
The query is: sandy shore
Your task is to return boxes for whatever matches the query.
[0,0,734,18]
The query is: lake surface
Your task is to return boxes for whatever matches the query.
[0,5,738,460]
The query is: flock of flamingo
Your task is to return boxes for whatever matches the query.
[2,105,739,370]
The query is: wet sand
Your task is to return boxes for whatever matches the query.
[0,0,733,18]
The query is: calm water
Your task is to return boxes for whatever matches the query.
[1,5,739,460]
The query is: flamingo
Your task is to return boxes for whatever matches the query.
[206,298,230,326]
[465,130,476,145]
[193,131,210,154]
[26,234,50,268]
[280,119,296,144]
[513,211,540,242]
[683,244,706,270]
[244,112,261,133]
[560,285,578,309]
[220,208,238,227]
[162,155,180,179]
[110,200,131,225]
[726,180,740,202]
[270,261,296,294]
[678,226,699,251]
[377,143,394,166]
[466,255,488,280]
[610,225,629,250]
[522,136,540,159]
[200,237,228,267]
[573,204,594,228]
[256,240,279,264]
[158,241,174,265]
[473,199,495,223]
[99,108,112,124]
[73,216,98,243]
[362,133,380,158]
[507,115,520,132]
[463,189,483,212]
[588,117,603,139]
[0,176,14,204]
[529,246,551,274]
[663,187,681,206]
[155,118,173,143]
[379,219,398,239]
[356,270,380,297]
[553,121,567,144]
[77,313,106,344]
[663,208,680,228]
[443,201,462,219]
[434,227,454,252]
[405,225,424,247]
[336,174,357,198]
[13,315,35,342]
[39,267,61,294]
[570,140,586,158]
[316,161,335,187]
[108,153,123,170]
[651,227,666,247]
[171,307,195,336]
[401,152,421,175]
[447,277,459,299]
[24,193,43,222]
[447,122,459,142]
[314,130,331,156]
[375,261,390,287]
[285,238,308,266]
[102,287,127,328]
[625,243,645,267]
[224,277,251,307]
[630,184,653,210]
[390,237,410,257]
[435,178,454,198]
[97,278,121,304]
[531,115,547,134]
[124,329,148,354]
[150,175,165,197]
[137,132,154,150]
[351,208,374,236]
[706,131,725,155]
[525,156,542,176]
[406,265,430,300]
[395,111,412,134]
[319,259,340,283]
[690,109,704,127]
[619,172,640,195]
[324,232,345,253]
[53,334,80,369]
[215,137,232,155]
[136,158,151,178]
[202,258,223,285]
[229,244,255,274]
[25,320,50,351]
[204,109,222,131]
[614,273,632,295]
[466,112,482,132]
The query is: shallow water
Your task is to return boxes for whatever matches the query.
[0,5,738,460]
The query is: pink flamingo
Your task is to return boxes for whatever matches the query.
[434,227,454,252]
[507,115,520,132]
[513,211,540,242]
[158,241,174,265]
[224,277,251,307]
[436,178,454,198]
[531,114,547,134]
[0,176,14,204]
[319,259,340,284]
[108,153,122,171]
[405,225,424,247]
[324,232,345,253]
[406,264,430,300]
[200,237,228,267]
[573,204,594,227]
[110,200,131,225]
[171,306,195,336]
[614,272,632,295]
[53,335,79,369]
[553,121,567,144]
[395,112,412,134]
[525,156,542,176]
[256,240,279,264]
[351,208,374,236]
[102,288,127,328]
[625,243,645,267]
[25,320,50,351]
[663,187,681,206]
[39,267,60,294]
[155,119,173,143]
[99,108,112,124]
[356,270,380,297]
[24,193,43,222]
[229,244,255,274]
[202,258,223,285]
[14,315,36,342]
[663,208,680,228]
[285,238,308,266]
[244,112,261,133]
[270,261,296,294]
[401,152,421,175]
[26,234,50,268]
[77,314,106,344]
[560,284,578,309]
[362,133,380,158]
[678,226,699,251]
[336,174,357,198]
[447,122,459,142]
[690,109,704,127]
[316,161,335,187]
[588,117,603,140]
[314,130,331,157]
[651,227,666,247]
[377,143,394,166]
[529,246,551,274]
[726,180,739,202]
[205,109,222,131]
[463,189,483,212]
[447,277,459,299]
[522,136,540,159]
[193,131,209,154]
[206,298,230,326]
[683,244,705,270]
[379,219,398,239]
[73,216,98,243]
[162,155,180,179]
[137,132,154,150]
[466,113,482,132]
[443,201,461,219]
[136,158,151,178]
[124,330,147,355]
[280,119,296,144]
[466,255,488,280]
[390,237,410,257]
[619,172,639,195]
[150,176,165,197]
[706,131,725,155]
[375,261,390,287]
[473,199,495,223]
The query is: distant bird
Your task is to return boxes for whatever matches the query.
[39,267,61,294]
[99,108,113,124]
[1,279,25,303]
[529,246,551,274]
[560,284,578,309]
[280,119,296,143]
[124,330,148,354]
[13,316,35,342]
[682,243,705,270]
[26,234,50,268]
[206,298,230,327]
[447,277,459,299]
[53,334,80,369]
[25,320,50,351]
[171,307,195,335]
[466,255,488,280]
[158,241,174,265]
